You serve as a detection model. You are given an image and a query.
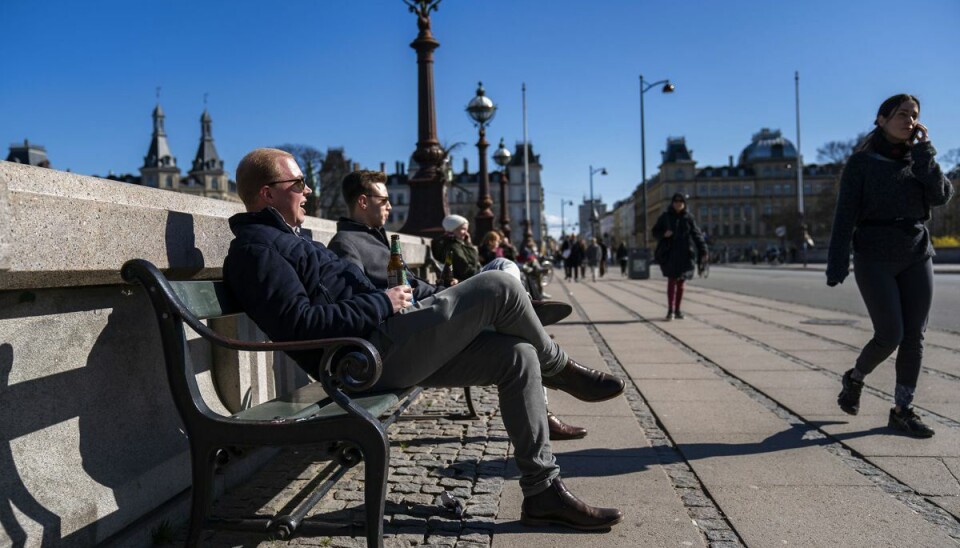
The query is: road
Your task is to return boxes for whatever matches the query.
[656,264,960,333]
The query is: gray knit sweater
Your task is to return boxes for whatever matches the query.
[826,141,954,284]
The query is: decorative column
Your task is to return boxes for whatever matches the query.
[400,0,448,237]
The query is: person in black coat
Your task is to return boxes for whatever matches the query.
[652,193,707,320]
[829,94,954,438]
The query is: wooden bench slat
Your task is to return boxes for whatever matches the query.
[231,383,416,421]
[170,280,242,320]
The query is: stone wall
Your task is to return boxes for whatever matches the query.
[0,162,434,546]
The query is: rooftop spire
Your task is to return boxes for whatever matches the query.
[191,106,223,173]
[143,100,176,169]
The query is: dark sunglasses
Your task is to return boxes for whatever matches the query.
[364,194,391,206]
[266,177,306,193]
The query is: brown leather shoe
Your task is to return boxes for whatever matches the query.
[521,477,623,531]
[541,359,624,402]
[548,412,588,440]
[532,300,573,326]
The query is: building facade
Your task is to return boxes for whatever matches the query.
[633,129,840,260]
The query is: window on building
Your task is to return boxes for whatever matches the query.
[734,224,742,236]
[721,184,729,196]
[165,176,173,188]
[764,204,773,215]
[211,177,220,190]
[745,224,752,236]
[743,183,752,194]
[712,206,720,217]
[784,183,792,194]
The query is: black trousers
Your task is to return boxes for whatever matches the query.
[853,256,933,389]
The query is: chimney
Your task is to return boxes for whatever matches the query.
[380,162,385,173]
[352,162,360,171]
[728,155,734,167]
[400,162,405,175]
[463,158,469,174]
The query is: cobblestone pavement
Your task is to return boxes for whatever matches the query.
[193,387,509,547]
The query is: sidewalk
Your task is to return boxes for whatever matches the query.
[188,276,960,547]
[718,261,960,274]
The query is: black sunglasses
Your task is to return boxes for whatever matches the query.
[266,177,306,193]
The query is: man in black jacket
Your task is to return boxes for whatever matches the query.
[329,170,588,441]
[223,149,624,531]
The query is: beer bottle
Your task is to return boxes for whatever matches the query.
[440,250,454,287]
[387,234,408,288]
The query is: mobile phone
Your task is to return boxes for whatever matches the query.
[911,127,922,142]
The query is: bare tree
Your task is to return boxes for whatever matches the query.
[816,133,867,166]
[939,147,960,172]
[275,144,325,216]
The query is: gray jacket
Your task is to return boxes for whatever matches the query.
[328,217,437,301]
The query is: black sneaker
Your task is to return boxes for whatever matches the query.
[665,310,673,321]
[837,369,864,415]
[674,310,685,319]
[888,407,935,438]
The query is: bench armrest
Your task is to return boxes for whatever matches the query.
[121,258,383,392]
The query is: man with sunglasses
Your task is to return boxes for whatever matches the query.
[224,148,625,531]
[329,170,589,441]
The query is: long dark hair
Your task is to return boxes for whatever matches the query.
[855,93,920,153]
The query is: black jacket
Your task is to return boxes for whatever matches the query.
[328,217,437,301]
[826,142,954,284]
[652,208,707,280]
[223,208,392,375]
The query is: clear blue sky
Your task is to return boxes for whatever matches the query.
[3,0,959,237]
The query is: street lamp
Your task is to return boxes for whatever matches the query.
[560,199,574,237]
[493,137,512,240]
[588,165,607,240]
[466,81,496,241]
[639,74,675,251]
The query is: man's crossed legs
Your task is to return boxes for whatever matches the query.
[368,270,624,530]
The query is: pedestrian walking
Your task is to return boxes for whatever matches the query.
[828,93,954,438]
[616,242,628,276]
[652,193,707,320]
[585,238,601,282]
[567,236,584,283]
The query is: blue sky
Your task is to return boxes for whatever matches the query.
[3,0,959,237]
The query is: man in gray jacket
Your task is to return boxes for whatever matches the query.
[329,170,589,441]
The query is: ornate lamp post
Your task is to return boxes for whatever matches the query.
[493,138,512,240]
[400,0,448,237]
[639,74,675,251]
[560,199,573,237]
[466,82,496,241]
[588,165,607,239]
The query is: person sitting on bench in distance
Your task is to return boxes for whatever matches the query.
[328,170,587,441]
[223,148,625,530]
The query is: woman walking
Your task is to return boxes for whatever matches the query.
[828,94,954,438]
[652,193,707,320]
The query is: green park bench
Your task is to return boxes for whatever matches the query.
[121,259,476,547]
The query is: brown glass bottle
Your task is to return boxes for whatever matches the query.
[440,250,454,287]
[387,235,408,288]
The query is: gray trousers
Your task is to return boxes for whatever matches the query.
[368,270,568,496]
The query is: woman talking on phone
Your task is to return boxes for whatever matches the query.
[828,94,954,437]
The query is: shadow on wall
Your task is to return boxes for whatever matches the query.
[164,211,205,277]
[0,343,61,547]
[0,293,192,546]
